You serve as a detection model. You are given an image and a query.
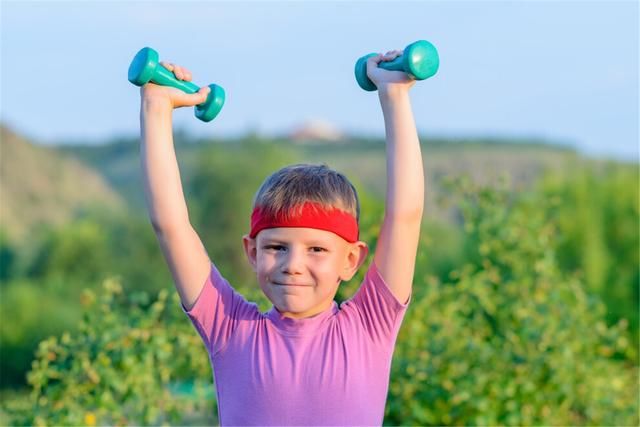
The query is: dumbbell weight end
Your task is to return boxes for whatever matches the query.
[128,48,198,90]
[196,84,225,122]
[354,54,379,92]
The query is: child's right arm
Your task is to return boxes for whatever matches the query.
[139,61,213,311]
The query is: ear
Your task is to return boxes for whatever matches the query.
[340,241,369,281]
[242,234,258,272]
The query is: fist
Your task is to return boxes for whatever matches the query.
[140,61,211,109]
[366,50,416,92]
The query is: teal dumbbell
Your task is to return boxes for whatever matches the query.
[128,47,225,122]
[355,40,439,91]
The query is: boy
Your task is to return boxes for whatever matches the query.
[139,48,423,425]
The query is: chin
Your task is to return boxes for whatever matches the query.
[275,300,310,313]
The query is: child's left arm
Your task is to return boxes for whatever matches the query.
[367,50,425,305]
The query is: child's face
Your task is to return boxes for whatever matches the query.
[242,227,368,319]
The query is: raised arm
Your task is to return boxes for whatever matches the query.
[367,51,425,304]
[139,62,212,310]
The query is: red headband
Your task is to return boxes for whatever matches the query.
[250,201,359,243]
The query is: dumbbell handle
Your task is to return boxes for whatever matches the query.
[377,56,406,73]
[150,64,201,95]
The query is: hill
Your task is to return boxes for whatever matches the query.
[0,125,126,243]
[54,134,583,224]
[289,137,581,222]
[2,126,585,240]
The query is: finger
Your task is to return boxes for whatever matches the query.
[178,68,193,81]
[366,54,382,77]
[175,86,210,107]
[382,51,397,61]
[164,64,188,80]
[173,65,185,80]
[367,53,383,66]
[194,86,211,104]
[196,86,210,102]
[179,67,193,81]
[365,54,383,80]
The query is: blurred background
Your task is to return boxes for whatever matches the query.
[1,1,638,426]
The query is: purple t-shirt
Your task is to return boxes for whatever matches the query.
[181,260,411,426]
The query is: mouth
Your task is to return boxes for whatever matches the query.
[273,282,312,287]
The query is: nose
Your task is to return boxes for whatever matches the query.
[281,247,305,275]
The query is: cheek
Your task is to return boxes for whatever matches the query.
[255,254,276,282]
[255,252,339,279]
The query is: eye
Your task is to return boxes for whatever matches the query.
[264,245,284,251]
[263,245,326,253]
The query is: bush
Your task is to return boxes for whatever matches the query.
[385,176,638,426]
[3,279,216,426]
[536,160,639,353]
[0,279,80,389]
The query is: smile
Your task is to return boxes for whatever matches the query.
[273,282,312,287]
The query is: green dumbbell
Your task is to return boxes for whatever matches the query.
[128,47,225,122]
[355,40,440,91]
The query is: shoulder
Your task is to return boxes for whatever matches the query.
[336,261,410,344]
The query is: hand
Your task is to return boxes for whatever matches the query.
[140,61,210,109]
[366,50,416,94]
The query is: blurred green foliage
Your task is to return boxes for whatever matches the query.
[1,140,638,426]
[536,160,639,351]
[2,280,215,426]
[385,176,637,426]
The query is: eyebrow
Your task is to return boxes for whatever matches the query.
[263,239,329,246]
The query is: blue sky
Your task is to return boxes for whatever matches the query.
[1,1,638,161]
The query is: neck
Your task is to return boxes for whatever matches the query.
[275,299,334,319]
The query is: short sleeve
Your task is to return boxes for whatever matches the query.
[181,262,259,356]
[342,260,411,347]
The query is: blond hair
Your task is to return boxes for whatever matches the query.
[252,163,360,223]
